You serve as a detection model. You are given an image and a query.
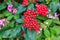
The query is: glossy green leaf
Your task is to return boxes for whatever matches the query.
[44,19,53,26]
[9,25,21,38]
[38,0,46,3]
[6,15,13,20]
[44,28,50,37]
[16,19,23,23]
[6,0,12,4]
[36,31,42,40]
[0,38,2,40]
[53,19,60,25]
[45,37,51,40]
[17,4,26,14]
[45,0,51,4]
[24,29,36,40]
[0,14,4,18]
[0,30,11,38]
[49,0,59,13]
[36,15,48,20]
[40,23,46,28]
[50,27,56,36]
[28,3,35,10]
[0,4,6,10]
[9,21,15,27]
[51,36,60,40]
[51,26,60,35]
[52,0,59,3]
[3,11,12,17]
[0,26,12,31]
[13,14,19,20]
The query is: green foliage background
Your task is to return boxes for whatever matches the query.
[0,0,60,40]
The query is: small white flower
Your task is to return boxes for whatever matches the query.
[54,13,59,17]
[40,28,42,31]
[47,14,53,18]
[49,9,51,12]
[53,17,56,19]
[37,28,42,34]
[46,22,48,24]
[0,27,1,29]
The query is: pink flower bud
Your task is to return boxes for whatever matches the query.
[1,19,5,22]
[7,4,13,12]
[0,19,6,27]
[12,8,17,14]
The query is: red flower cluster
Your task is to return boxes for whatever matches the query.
[23,9,40,32]
[24,9,37,18]
[36,4,48,16]
[22,0,28,6]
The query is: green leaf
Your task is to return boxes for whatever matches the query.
[44,19,53,26]
[27,3,35,10]
[0,4,6,10]
[53,19,60,25]
[39,0,44,2]
[17,4,26,14]
[6,0,12,4]
[44,28,50,37]
[3,11,12,17]
[51,26,60,35]
[0,26,12,31]
[16,19,23,23]
[49,0,59,13]
[0,14,4,18]
[57,36,60,40]
[51,35,60,40]
[13,14,19,20]
[36,15,48,20]
[58,3,60,8]
[45,37,51,40]
[49,2,57,13]
[9,25,21,38]
[40,23,46,28]
[45,0,51,4]
[13,3,19,8]
[0,30,11,38]
[36,31,42,40]
[6,15,13,20]
[24,29,36,40]
[50,28,56,36]
[52,0,59,3]
[0,25,21,38]
[0,38,2,40]
[9,21,15,27]
[38,0,46,3]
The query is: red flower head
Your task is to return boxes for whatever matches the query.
[22,0,29,6]
[24,9,37,18]
[23,18,40,32]
[36,4,48,16]
[23,9,40,32]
